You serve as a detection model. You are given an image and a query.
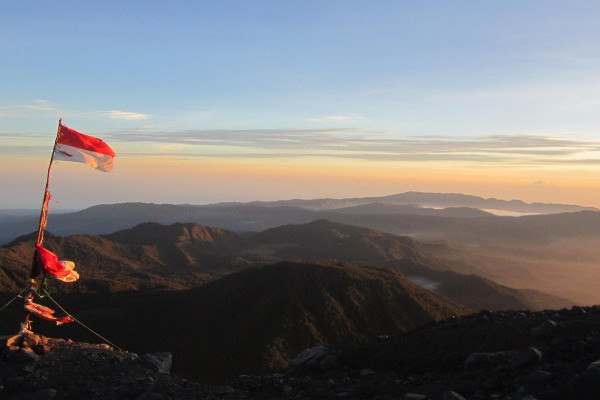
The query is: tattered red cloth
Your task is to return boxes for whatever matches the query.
[24,295,74,325]
[35,245,79,282]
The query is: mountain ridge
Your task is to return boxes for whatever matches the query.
[1,191,597,245]
[248,191,598,213]
[0,219,574,311]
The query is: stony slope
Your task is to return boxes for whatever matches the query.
[2,305,600,399]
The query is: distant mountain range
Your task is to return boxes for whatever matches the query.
[248,191,599,213]
[0,191,598,245]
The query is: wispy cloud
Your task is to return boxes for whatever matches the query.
[109,128,600,165]
[308,113,368,123]
[23,99,60,112]
[16,99,152,121]
[75,109,153,120]
[102,110,151,120]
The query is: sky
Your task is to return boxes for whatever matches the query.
[2,1,600,210]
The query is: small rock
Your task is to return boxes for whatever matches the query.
[21,332,41,348]
[571,360,600,399]
[5,345,20,357]
[14,347,40,364]
[22,363,36,373]
[404,393,428,400]
[464,351,507,368]
[530,320,558,338]
[360,368,375,377]
[215,385,236,394]
[282,384,293,395]
[111,355,124,364]
[441,391,467,400]
[4,334,23,348]
[289,346,332,373]
[318,354,337,371]
[20,388,58,400]
[512,347,542,368]
[141,352,172,373]
[571,306,587,314]
[136,393,165,400]
[33,343,51,356]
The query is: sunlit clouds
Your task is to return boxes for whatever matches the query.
[308,113,368,123]
[13,100,152,122]
[105,129,600,167]
[3,2,600,209]
[103,110,151,120]
[24,99,59,112]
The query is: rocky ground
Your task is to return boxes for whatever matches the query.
[3,306,600,399]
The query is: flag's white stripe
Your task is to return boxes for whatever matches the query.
[54,143,114,172]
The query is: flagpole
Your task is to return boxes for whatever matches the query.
[23,119,62,331]
[33,119,62,248]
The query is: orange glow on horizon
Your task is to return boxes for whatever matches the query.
[3,153,600,209]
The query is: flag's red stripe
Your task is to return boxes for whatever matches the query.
[57,124,115,157]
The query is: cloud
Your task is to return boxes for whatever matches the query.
[77,110,152,120]
[108,128,600,165]
[18,99,151,121]
[102,110,152,120]
[308,113,368,123]
[23,99,59,112]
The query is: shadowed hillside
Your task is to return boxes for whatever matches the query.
[384,260,573,311]
[20,260,470,381]
[244,219,428,265]
[103,222,244,272]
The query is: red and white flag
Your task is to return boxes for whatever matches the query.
[54,122,115,172]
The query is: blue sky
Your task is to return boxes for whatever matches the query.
[2,1,600,209]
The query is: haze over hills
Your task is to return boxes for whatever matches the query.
[0,220,573,311]
[0,211,588,382]
[248,191,599,213]
[0,191,597,245]
[3,188,599,304]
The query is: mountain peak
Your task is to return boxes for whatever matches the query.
[103,222,235,245]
